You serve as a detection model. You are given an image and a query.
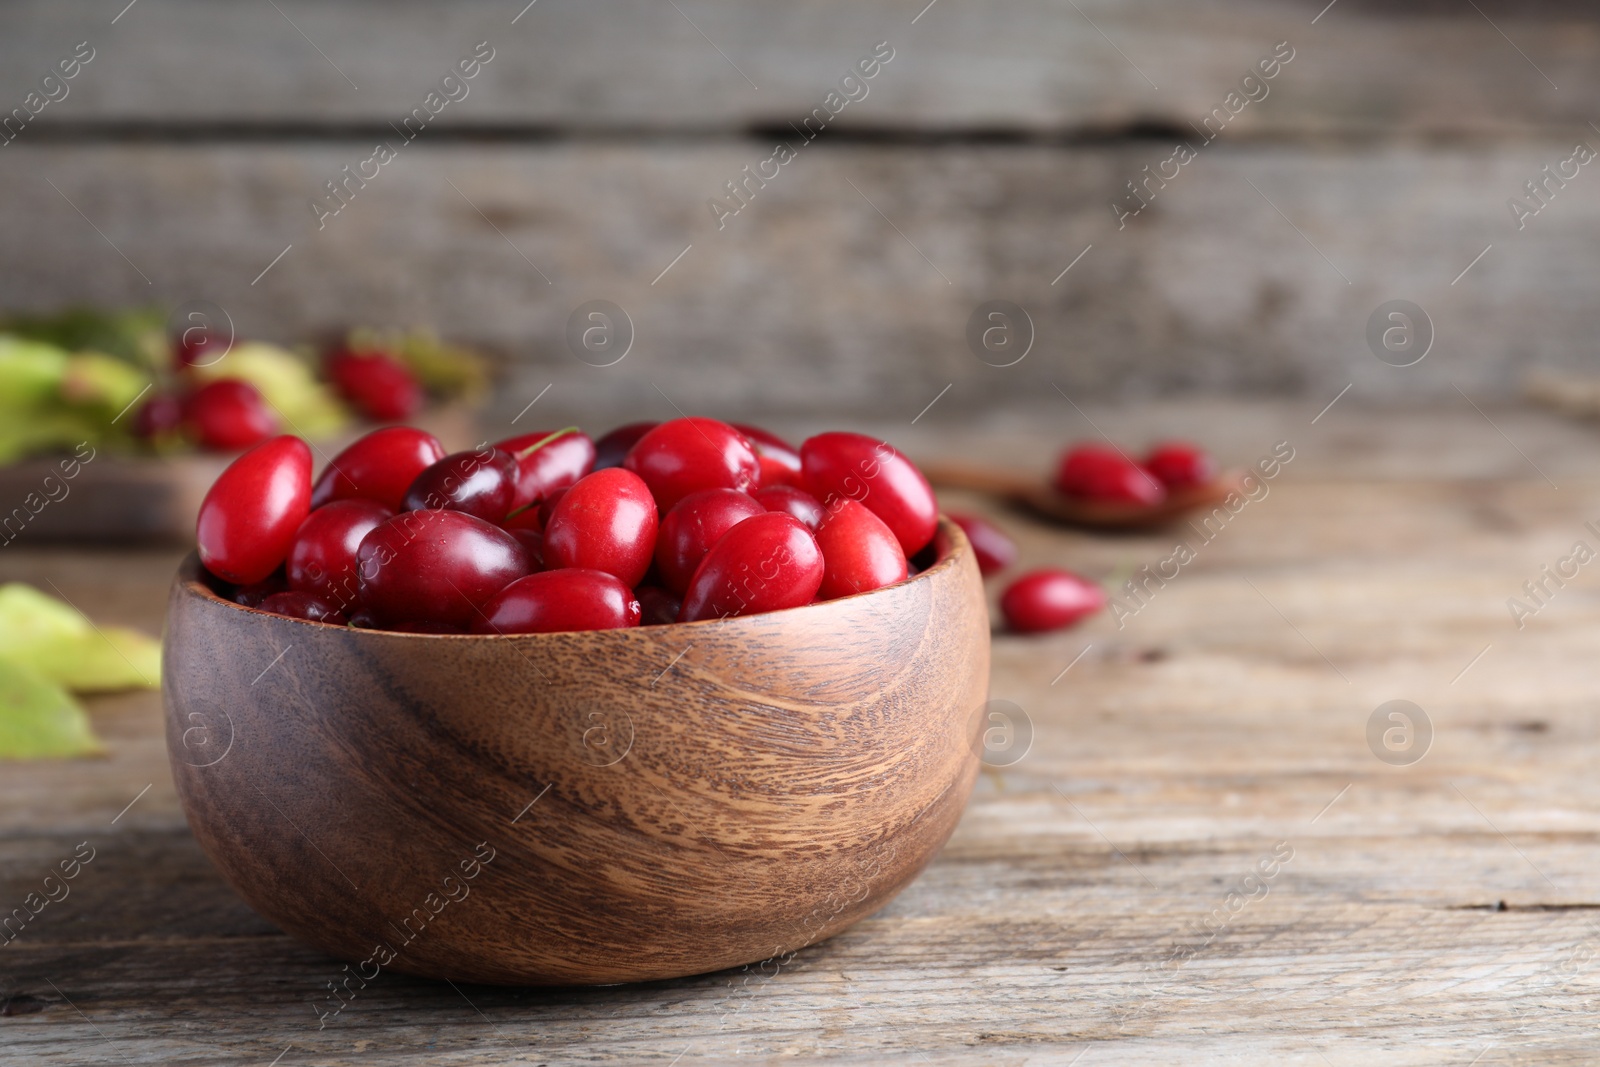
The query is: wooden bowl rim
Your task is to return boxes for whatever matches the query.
[175,514,973,639]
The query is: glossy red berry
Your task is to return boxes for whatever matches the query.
[1053,443,1165,506]
[355,509,529,626]
[286,499,393,612]
[799,432,937,557]
[623,417,760,513]
[472,569,640,634]
[753,485,825,531]
[592,421,657,470]
[543,468,658,586]
[814,498,908,600]
[131,394,184,440]
[185,379,278,452]
[494,429,596,511]
[311,427,446,511]
[325,348,422,421]
[636,586,682,627]
[949,512,1016,578]
[402,448,518,522]
[1144,441,1217,491]
[257,590,346,625]
[733,424,803,488]
[654,489,766,595]
[197,435,312,585]
[1000,569,1105,633]
[679,512,823,622]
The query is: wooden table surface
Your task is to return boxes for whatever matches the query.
[5,400,1600,1066]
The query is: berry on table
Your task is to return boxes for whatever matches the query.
[999,568,1105,633]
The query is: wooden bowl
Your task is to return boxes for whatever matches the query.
[162,518,989,986]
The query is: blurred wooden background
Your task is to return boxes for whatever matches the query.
[3,0,1598,420]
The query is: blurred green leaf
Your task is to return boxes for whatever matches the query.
[0,656,102,761]
[2,306,166,366]
[0,583,160,692]
[0,335,71,410]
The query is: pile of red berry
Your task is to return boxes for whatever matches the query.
[1053,440,1215,506]
[195,419,944,633]
[134,341,424,452]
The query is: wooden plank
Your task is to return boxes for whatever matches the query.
[0,141,1592,415]
[0,0,1592,136]
[4,403,1600,1062]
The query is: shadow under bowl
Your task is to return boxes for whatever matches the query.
[162,517,990,985]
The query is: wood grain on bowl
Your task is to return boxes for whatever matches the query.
[162,517,989,986]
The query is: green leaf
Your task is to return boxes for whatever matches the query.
[0,656,103,760]
[0,582,88,643]
[29,626,161,693]
[0,583,161,692]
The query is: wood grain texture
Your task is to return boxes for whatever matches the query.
[3,140,1593,416]
[3,0,1594,136]
[6,401,1600,1063]
[160,521,988,986]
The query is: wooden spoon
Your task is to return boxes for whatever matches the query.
[919,459,1248,531]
